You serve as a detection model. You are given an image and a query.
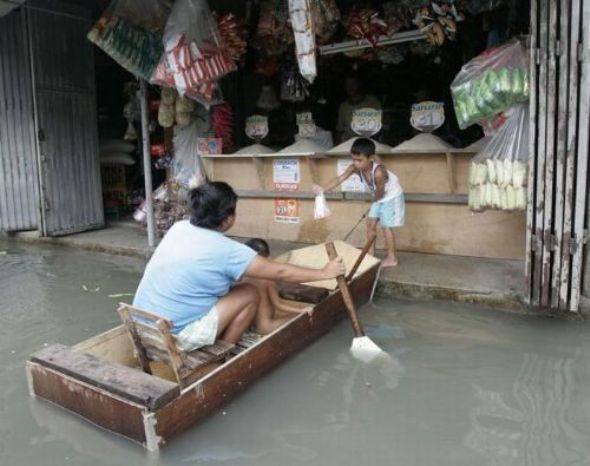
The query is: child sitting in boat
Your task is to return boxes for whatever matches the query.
[133,182,344,352]
[244,238,314,334]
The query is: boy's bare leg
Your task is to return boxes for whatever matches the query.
[381,227,398,267]
[216,283,259,343]
[253,281,292,334]
[366,217,378,255]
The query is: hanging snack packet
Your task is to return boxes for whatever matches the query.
[451,38,529,129]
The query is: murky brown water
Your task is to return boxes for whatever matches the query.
[1,239,590,466]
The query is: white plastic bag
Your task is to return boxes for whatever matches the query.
[314,194,331,219]
[468,103,529,212]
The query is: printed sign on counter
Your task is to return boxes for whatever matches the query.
[273,159,300,191]
[337,159,366,192]
[274,198,299,224]
[197,138,222,155]
[410,101,445,133]
[351,108,382,137]
[245,115,269,141]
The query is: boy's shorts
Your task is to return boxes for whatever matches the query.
[368,193,405,228]
[175,305,219,352]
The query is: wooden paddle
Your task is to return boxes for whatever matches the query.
[346,233,377,283]
[326,241,386,362]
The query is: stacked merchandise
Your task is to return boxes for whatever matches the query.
[99,139,136,213]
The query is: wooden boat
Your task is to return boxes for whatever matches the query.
[26,241,380,451]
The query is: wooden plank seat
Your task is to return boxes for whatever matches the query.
[117,303,234,388]
[29,344,180,410]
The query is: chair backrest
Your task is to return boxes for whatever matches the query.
[117,303,187,385]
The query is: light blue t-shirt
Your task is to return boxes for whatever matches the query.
[133,220,257,333]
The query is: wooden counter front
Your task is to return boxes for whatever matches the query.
[202,153,525,260]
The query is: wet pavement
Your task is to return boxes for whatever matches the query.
[1,239,589,466]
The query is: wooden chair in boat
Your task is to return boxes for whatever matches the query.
[117,303,235,388]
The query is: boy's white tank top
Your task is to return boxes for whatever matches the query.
[357,162,403,202]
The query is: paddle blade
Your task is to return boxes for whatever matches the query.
[350,336,388,363]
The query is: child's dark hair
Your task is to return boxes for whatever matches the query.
[245,238,270,257]
[189,182,237,230]
[351,138,375,157]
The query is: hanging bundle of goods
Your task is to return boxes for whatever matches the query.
[312,0,341,44]
[412,1,463,46]
[345,7,391,48]
[280,62,310,102]
[451,38,529,129]
[288,0,317,83]
[87,0,169,81]
[468,104,529,212]
[212,103,234,153]
[151,0,236,106]
[214,13,248,62]
[254,0,293,57]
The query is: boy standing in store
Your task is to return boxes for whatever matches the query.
[313,138,404,267]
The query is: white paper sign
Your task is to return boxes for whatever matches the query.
[273,159,300,191]
[337,159,366,192]
[351,108,382,137]
[245,115,269,141]
[296,112,313,124]
[410,101,445,133]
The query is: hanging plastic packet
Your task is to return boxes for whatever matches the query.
[451,38,529,129]
[87,0,170,80]
[467,103,529,212]
[314,194,332,220]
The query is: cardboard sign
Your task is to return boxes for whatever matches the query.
[274,198,300,224]
[351,108,382,137]
[337,159,365,192]
[197,138,222,155]
[410,101,445,133]
[273,159,300,191]
[245,115,269,141]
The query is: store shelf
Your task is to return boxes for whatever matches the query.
[235,189,468,205]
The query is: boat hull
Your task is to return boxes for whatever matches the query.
[27,263,380,450]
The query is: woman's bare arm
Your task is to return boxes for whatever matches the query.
[244,255,345,283]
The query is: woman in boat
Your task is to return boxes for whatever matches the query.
[133,181,344,352]
[243,238,314,334]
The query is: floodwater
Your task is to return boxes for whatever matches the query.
[1,239,590,466]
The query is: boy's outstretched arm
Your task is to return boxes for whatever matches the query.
[312,164,356,194]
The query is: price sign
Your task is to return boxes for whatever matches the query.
[410,101,445,133]
[245,115,269,141]
[298,123,317,138]
[351,108,382,137]
[296,112,313,125]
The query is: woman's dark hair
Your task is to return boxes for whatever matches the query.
[351,138,375,157]
[245,238,270,257]
[189,182,237,230]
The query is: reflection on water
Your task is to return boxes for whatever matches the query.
[466,350,588,466]
[1,239,590,466]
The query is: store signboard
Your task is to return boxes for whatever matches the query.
[273,159,300,191]
[351,108,382,136]
[245,115,269,141]
[296,112,316,138]
[337,159,366,192]
[410,101,445,133]
[274,198,299,224]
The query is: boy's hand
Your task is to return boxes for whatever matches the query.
[323,257,345,278]
[312,184,324,195]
